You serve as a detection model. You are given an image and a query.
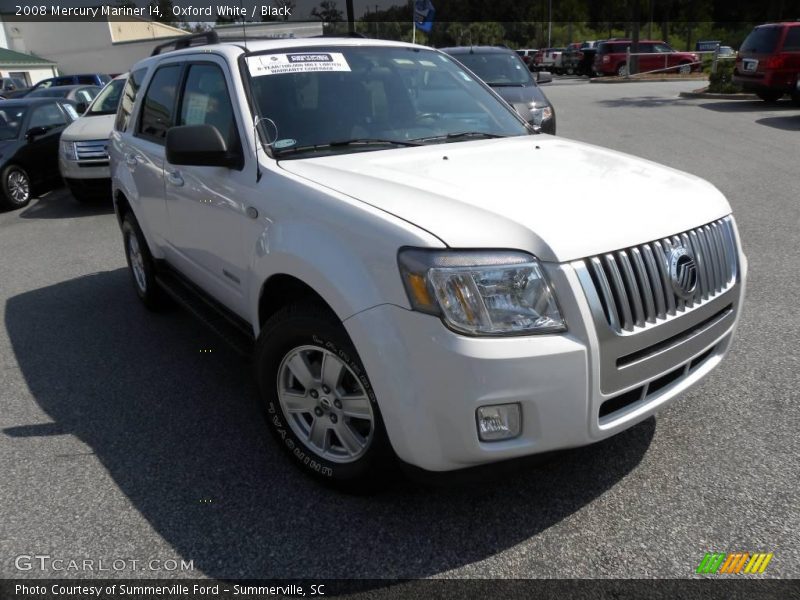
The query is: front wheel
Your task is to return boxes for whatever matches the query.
[678,62,692,74]
[0,165,32,209]
[616,62,628,77]
[255,302,394,490]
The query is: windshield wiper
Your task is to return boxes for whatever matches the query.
[412,131,510,144]
[275,138,422,156]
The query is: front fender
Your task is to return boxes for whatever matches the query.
[246,192,443,336]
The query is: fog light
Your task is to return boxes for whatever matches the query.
[476,404,521,441]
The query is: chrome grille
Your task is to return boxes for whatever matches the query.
[75,139,109,161]
[584,217,738,333]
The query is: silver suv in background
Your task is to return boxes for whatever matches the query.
[110,33,746,490]
[60,74,127,203]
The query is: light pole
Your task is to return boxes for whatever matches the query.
[547,0,552,48]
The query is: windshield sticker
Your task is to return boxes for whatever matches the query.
[273,138,297,149]
[62,104,79,119]
[247,53,351,77]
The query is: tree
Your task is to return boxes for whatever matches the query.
[311,1,344,22]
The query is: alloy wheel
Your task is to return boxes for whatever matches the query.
[277,345,375,463]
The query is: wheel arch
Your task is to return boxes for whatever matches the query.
[258,273,338,331]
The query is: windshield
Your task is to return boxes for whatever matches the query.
[29,88,68,98]
[246,45,530,158]
[87,77,126,115]
[0,106,26,140]
[740,27,781,54]
[452,52,532,86]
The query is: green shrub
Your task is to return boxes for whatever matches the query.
[708,60,742,93]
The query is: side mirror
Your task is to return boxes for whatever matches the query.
[75,102,87,114]
[166,124,241,169]
[26,126,48,140]
[536,71,553,84]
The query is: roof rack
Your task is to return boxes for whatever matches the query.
[151,31,220,56]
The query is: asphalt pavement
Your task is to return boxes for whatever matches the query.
[1,80,798,580]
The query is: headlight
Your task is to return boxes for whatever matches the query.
[529,105,553,126]
[60,140,77,161]
[398,249,566,336]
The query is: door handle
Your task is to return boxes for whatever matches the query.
[166,169,184,187]
[125,153,138,167]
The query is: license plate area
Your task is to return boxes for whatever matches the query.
[742,59,758,72]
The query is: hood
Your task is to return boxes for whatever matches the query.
[61,114,115,141]
[278,136,731,263]
[492,84,550,109]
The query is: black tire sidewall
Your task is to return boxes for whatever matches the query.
[1,165,31,208]
[255,307,392,485]
[121,214,160,308]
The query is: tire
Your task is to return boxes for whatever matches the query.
[0,164,32,209]
[121,212,168,311]
[756,90,783,103]
[616,62,628,77]
[678,62,692,75]
[255,302,394,491]
[792,92,800,107]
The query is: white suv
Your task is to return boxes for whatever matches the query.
[110,33,747,488]
[60,74,127,203]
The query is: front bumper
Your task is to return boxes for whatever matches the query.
[344,247,747,473]
[59,156,111,181]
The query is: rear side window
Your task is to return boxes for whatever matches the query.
[137,64,181,142]
[115,68,147,132]
[784,27,800,51]
[740,27,781,53]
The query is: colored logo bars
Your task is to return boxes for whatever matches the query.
[696,552,774,574]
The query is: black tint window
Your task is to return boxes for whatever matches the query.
[29,103,67,129]
[741,27,781,53]
[138,65,181,142]
[115,68,147,132]
[784,27,800,51]
[178,63,238,149]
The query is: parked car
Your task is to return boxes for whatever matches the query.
[594,40,700,76]
[60,74,127,203]
[718,45,736,58]
[515,48,537,69]
[442,46,556,134]
[733,22,800,104]
[29,74,111,93]
[561,41,603,76]
[533,47,564,72]
[0,77,28,95]
[111,33,746,488]
[0,98,76,209]
[27,85,102,113]
[560,42,583,75]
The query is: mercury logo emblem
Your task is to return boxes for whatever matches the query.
[669,247,698,299]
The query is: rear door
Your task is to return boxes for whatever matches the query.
[128,63,182,246]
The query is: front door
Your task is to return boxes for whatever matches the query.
[164,58,250,317]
